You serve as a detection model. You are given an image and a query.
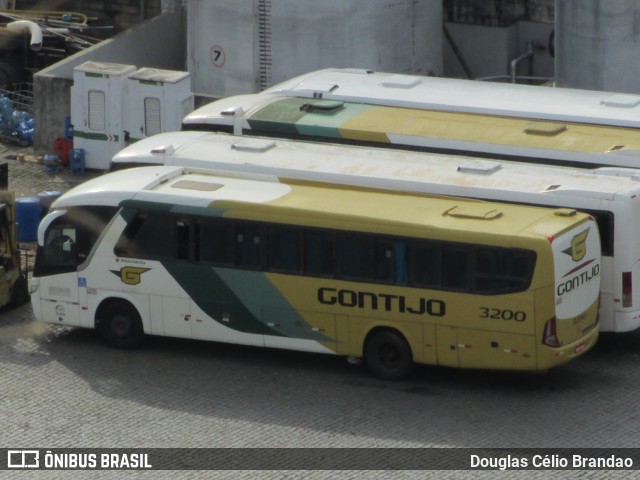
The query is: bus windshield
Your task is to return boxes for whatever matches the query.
[34,206,118,276]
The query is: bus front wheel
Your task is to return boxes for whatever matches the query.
[97,300,145,349]
[364,329,414,380]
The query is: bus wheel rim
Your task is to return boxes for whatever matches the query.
[379,344,401,369]
[111,314,131,337]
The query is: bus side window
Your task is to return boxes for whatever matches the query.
[304,230,334,277]
[338,233,375,280]
[197,220,234,265]
[474,248,534,294]
[442,246,469,291]
[393,240,408,284]
[270,226,302,273]
[235,223,263,269]
[410,241,441,288]
[176,219,190,261]
[115,213,173,259]
[375,239,393,282]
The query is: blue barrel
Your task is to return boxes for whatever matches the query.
[16,197,40,242]
[37,190,61,217]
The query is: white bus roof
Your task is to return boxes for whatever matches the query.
[52,165,291,210]
[51,163,579,240]
[112,132,640,209]
[182,94,282,128]
[262,68,640,128]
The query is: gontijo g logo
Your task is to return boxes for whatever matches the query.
[110,266,150,285]
[564,228,589,262]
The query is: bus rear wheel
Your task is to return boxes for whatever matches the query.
[364,329,413,380]
[97,300,145,349]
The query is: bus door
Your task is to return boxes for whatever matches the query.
[117,213,195,339]
[36,210,84,326]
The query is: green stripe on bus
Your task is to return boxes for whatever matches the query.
[247,98,377,139]
[247,97,337,136]
[163,262,334,342]
[163,262,282,336]
[249,97,312,124]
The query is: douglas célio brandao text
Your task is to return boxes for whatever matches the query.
[470,454,634,470]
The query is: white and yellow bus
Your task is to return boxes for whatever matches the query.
[181,68,640,169]
[31,166,600,379]
[262,67,640,128]
[112,131,640,333]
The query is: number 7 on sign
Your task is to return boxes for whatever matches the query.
[210,45,226,68]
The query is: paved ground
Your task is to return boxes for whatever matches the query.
[1,146,640,479]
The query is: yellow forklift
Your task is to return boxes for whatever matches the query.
[0,190,28,308]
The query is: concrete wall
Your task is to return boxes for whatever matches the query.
[33,9,185,153]
[555,0,640,93]
[188,0,442,98]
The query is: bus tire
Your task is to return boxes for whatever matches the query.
[10,274,29,307]
[364,329,414,380]
[97,300,145,349]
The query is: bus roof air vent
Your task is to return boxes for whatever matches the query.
[457,160,502,175]
[231,139,276,153]
[554,208,577,217]
[444,205,502,220]
[300,100,345,113]
[171,180,223,192]
[601,95,640,108]
[523,122,567,136]
[151,145,175,155]
[380,75,421,89]
[221,106,244,117]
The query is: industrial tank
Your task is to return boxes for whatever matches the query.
[555,0,640,93]
[187,0,442,98]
